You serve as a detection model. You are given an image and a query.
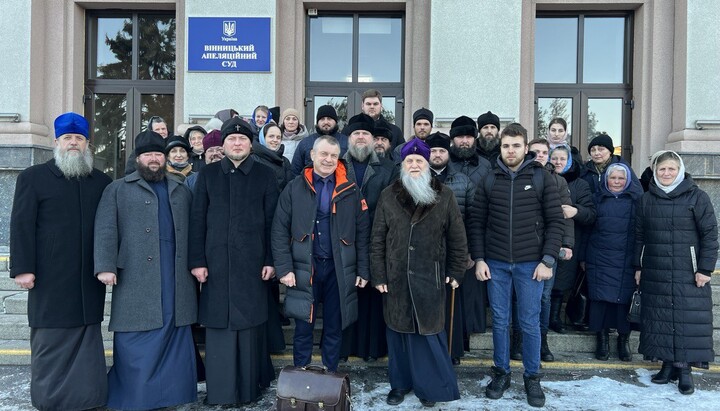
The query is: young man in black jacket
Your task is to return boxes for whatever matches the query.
[468,123,564,408]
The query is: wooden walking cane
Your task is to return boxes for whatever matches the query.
[448,286,456,355]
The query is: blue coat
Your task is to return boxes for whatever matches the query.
[584,168,641,305]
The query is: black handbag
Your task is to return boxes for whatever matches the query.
[627,289,642,324]
[566,267,589,327]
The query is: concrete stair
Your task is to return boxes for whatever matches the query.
[2,267,720,367]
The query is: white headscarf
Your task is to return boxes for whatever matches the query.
[650,150,685,194]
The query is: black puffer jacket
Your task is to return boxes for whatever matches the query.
[449,152,492,187]
[468,154,564,263]
[437,164,475,220]
[554,160,596,291]
[635,175,718,363]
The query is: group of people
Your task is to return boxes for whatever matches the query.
[9,87,717,410]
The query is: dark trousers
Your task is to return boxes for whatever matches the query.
[293,257,342,371]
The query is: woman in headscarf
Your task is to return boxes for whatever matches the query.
[634,150,718,395]
[582,163,642,362]
[548,145,596,332]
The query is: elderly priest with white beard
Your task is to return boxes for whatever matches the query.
[370,138,467,408]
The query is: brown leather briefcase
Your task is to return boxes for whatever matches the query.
[276,365,351,410]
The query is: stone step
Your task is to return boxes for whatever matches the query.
[0,275,21,292]
[469,328,720,357]
[2,338,719,369]
[0,314,114,341]
[3,292,112,315]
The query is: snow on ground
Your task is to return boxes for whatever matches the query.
[352,369,718,410]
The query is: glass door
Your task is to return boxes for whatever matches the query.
[306,13,404,132]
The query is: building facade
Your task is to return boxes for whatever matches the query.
[0,0,718,252]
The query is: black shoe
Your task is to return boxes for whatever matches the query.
[452,357,461,365]
[678,366,694,395]
[651,361,679,384]
[386,388,411,405]
[540,332,555,362]
[510,332,523,361]
[574,323,590,332]
[523,374,546,408]
[595,330,609,361]
[617,333,632,362]
[419,398,436,407]
[485,366,511,400]
[549,296,566,333]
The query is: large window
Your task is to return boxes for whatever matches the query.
[535,13,633,160]
[85,12,176,178]
[305,14,404,131]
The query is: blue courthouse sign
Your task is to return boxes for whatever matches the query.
[188,17,271,72]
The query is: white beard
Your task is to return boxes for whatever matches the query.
[54,145,93,178]
[400,167,437,206]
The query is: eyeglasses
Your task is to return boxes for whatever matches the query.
[206,147,224,154]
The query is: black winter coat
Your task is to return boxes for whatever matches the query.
[272,162,370,330]
[468,154,564,263]
[434,164,475,220]
[10,160,111,327]
[449,152,492,187]
[370,178,467,335]
[252,141,293,191]
[188,156,279,330]
[635,176,718,363]
[584,178,641,304]
[343,151,397,221]
[554,161,596,291]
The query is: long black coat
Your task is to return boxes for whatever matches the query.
[635,176,718,363]
[188,156,279,330]
[272,162,370,330]
[10,160,111,327]
[370,178,467,335]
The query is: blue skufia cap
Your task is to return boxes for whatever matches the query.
[54,112,89,139]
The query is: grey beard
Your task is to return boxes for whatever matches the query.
[400,167,437,206]
[137,162,166,182]
[348,144,373,163]
[54,145,93,178]
[478,137,499,152]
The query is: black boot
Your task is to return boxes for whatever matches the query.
[617,332,632,362]
[549,296,566,333]
[485,366,511,400]
[595,330,609,361]
[678,366,694,395]
[651,361,679,384]
[523,373,546,408]
[510,331,522,361]
[540,332,554,362]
